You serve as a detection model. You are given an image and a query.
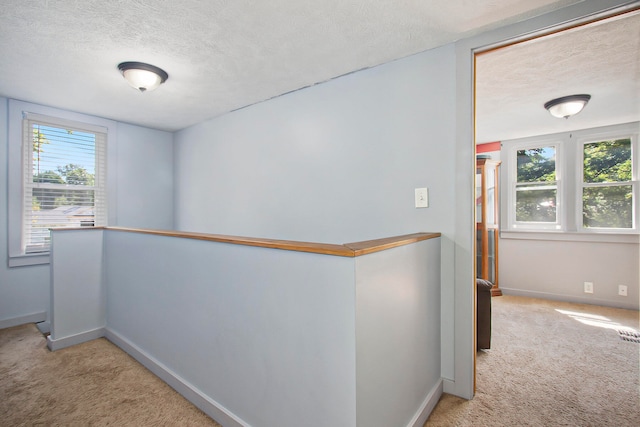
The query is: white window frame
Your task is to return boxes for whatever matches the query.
[576,124,639,234]
[8,100,117,266]
[506,137,564,231]
[502,122,639,240]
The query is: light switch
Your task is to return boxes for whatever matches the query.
[415,188,429,208]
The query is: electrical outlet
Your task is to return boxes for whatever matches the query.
[584,281,594,294]
[618,285,628,297]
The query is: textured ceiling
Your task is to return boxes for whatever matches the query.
[476,9,640,143]
[0,0,583,132]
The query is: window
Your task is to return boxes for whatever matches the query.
[580,137,634,230]
[21,113,107,253]
[514,145,560,228]
[504,122,638,235]
[8,100,115,266]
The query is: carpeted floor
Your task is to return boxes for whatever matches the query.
[425,295,640,426]
[0,324,221,426]
[1,296,638,426]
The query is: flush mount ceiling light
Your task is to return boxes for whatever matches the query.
[544,94,591,119]
[118,61,168,92]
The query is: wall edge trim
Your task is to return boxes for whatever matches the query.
[46,327,105,351]
[105,327,248,427]
[0,312,47,330]
[408,379,444,427]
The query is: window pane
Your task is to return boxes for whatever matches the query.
[517,146,556,183]
[24,117,104,254]
[583,185,633,228]
[32,124,96,186]
[516,188,556,222]
[487,229,496,283]
[583,138,631,183]
[27,187,96,252]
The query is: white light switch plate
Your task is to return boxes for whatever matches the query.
[415,188,429,208]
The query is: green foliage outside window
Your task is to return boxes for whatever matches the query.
[516,147,557,223]
[517,147,556,183]
[30,127,96,211]
[583,139,632,228]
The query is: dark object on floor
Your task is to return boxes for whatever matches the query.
[477,278,493,350]
[618,329,640,344]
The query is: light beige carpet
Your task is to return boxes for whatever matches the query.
[2,296,638,426]
[425,295,640,426]
[0,324,221,426]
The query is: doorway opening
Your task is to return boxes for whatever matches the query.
[472,5,640,393]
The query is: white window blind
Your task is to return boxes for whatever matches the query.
[22,113,107,253]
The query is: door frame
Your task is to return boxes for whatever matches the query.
[448,0,639,400]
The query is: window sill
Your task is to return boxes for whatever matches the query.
[9,253,50,267]
[500,231,639,244]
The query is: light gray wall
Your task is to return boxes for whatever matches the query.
[355,238,441,427]
[105,230,358,427]
[48,229,441,426]
[49,229,105,350]
[0,97,174,327]
[173,44,459,386]
[174,46,457,244]
[500,237,639,309]
[115,123,174,229]
[0,97,50,326]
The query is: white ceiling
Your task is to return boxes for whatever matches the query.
[0,0,583,133]
[1,1,636,140]
[476,9,640,143]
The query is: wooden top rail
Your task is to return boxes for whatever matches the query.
[54,227,440,257]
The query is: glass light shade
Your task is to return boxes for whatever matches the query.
[118,62,168,92]
[544,94,591,119]
[122,68,163,92]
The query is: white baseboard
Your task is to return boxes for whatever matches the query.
[47,327,105,351]
[501,288,639,310]
[0,312,47,330]
[408,379,443,427]
[105,328,248,427]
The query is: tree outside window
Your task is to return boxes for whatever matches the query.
[23,120,106,253]
[515,146,557,224]
[582,138,633,229]
[505,123,637,234]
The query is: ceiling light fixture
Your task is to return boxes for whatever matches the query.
[118,61,168,92]
[544,94,591,119]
